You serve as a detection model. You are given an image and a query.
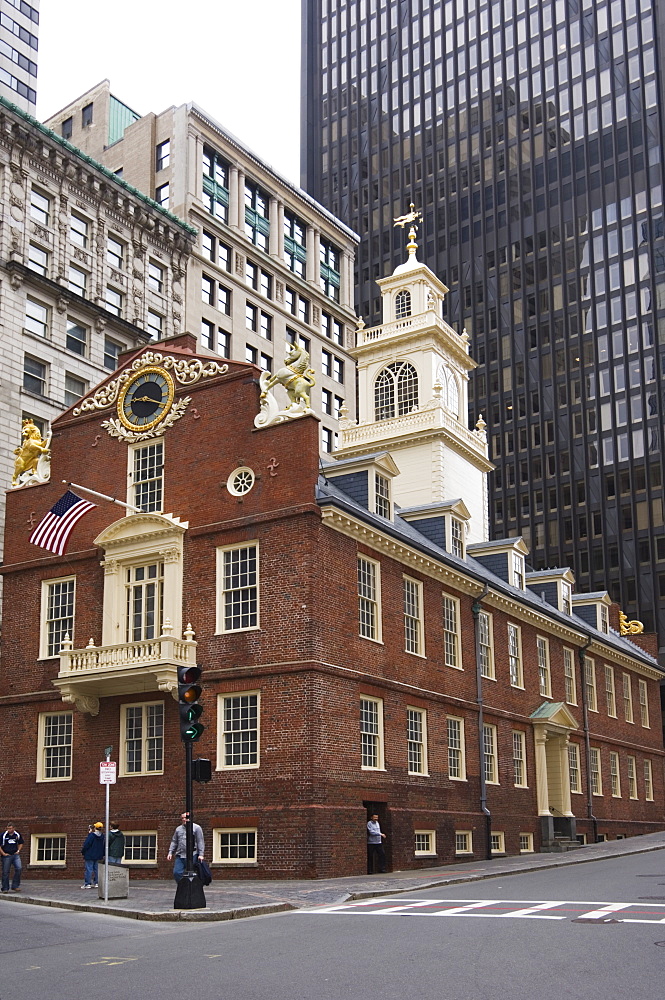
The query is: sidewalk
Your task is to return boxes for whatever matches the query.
[2,830,665,922]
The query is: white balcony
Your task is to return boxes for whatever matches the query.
[53,622,197,716]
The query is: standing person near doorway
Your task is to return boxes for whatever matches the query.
[0,823,24,892]
[367,813,387,873]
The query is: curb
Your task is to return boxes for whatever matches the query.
[0,893,296,922]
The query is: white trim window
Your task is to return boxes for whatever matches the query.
[644,759,654,801]
[125,562,163,641]
[217,543,259,632]
[455,831,473,854]
[37,712,73,781]
[563,648,577,705]
[414,830,436,855]
[41,577,75,658]
[214,828,257,864]
[483,723,499,784]
[123,832,158,863]
[507,623,523,687]
[30,834,66,865]
[512,730,527,787]
[360,696,384,769]
[120,702,164,776]
[568,743,581,793]
[638,679,650,728]
[511,552,525,589]
[358,556,381,641]
[447,717,466,780]
[403,576,424,655]
[622,673,634,723]
[218,692,260,769]
[490,831,505,854]
[478,611,494,679]
[561,581,572,614]
[519,833,534,853]
[537,636,551,697]
[604,665,617,717]
[442,595,461,668]
[584,657,598,712]
[590,747,602,796]
[449,517,464,558]
[627,755,638,799]
[130,441,164,513]
[374,473,391,518]
[609,751,621,797]
[407,707,428,775]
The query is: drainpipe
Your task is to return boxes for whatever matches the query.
[472,585,492,860]
[578,638,598,845]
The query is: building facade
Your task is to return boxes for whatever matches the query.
[1,246,662,880]
[45,80,360,455]
[0,0,38,114]
[301,0,665,655]
[0,94,195,567]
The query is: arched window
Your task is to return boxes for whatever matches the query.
[395,290,412,319]
[374,362,419,421]
[439,365,460,417]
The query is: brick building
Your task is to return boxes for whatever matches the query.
[1,242,663,880]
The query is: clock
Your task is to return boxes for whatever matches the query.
[117,367,175,432]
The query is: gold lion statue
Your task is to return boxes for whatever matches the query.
[12,419,51,486]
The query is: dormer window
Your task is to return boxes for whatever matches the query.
[561,581,572,615]
[374,473,391,519]
[599,604,609,633]
[374,362,418,421]
[395,290,412,319]
[511,552,525,590]
[450,517,464,558]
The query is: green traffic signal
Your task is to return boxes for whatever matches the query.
[178,664,204,742]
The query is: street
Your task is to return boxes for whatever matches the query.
[4,850,665,1000]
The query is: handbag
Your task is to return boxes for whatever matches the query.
[195,858,213,885]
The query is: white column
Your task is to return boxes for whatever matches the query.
[534,730,551,817]
[306,226,320,284]
[229,166,240,231]
[561,735,574,817]
[342,250,354,310]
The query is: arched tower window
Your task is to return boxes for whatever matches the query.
[374,362,419,421]
[395,290,412,319]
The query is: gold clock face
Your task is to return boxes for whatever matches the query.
[117,367,175,431]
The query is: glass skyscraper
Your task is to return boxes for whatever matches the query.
[302,0,665,653]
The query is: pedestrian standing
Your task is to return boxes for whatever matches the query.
[367,813,387,874]
[108,822,125,865]
[167,812,204,882]
[0,823,24,892]
[81,822,105,888]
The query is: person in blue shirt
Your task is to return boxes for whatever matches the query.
[1,823,24,892]
[81,822,105,888]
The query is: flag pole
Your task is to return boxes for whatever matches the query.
[62,481,142,513]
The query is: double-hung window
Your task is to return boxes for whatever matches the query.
[537,636,551,697]
[25,298,49,337]
[507,623,523,687]
[627,756,637,798]
[70,213,88,248]
[609,751,621,797]
[131,441,163,512]
[483,724,498,783]
[563,648,577,704]
[513,730,527,786]
[217,543,259,632]
[358,556,380,641]
[360,697,384,769]
[638,679,650,728]
[584,657,597,711]
[443,596,461,668]
[66,319,87,356]
[407,708,427,775]
[30,188,50,226]
[623,673,634,723]
[41,577,75,658]
[403,576,424,655]
[447,717,466,780]
[125,563,163,641]
[644,760,654,800]
[107,236,124,269]
[604,665,617,717]
[478,611,494,678]
[219,693,259,768]
[121,702,164,775]
[568,743,581,793]
[590,747,602,795]
[38,712,73,781]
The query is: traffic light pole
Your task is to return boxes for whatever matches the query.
[174,661,206,910]
[184,738,194,875]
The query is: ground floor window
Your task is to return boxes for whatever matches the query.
[31,834,66,865]
[214,828,257,864]
[123,832,157,863]
[455,831,473,855]
[490,831,505,854]
[519,833,534,853]
[414,830,436,855]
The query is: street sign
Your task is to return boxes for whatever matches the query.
[99,761,117,784]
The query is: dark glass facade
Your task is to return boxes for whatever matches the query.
[302,0,665,653]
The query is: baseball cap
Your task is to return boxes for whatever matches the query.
[93,822,103,829]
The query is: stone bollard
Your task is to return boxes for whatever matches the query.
[98,862,129,899]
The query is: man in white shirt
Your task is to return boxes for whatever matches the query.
[366,813,387,874]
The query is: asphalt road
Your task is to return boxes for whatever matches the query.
[4,850,665,1000]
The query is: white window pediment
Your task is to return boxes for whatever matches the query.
[95,513,188,645]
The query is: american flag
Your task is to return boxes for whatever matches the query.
[29,490,96,555]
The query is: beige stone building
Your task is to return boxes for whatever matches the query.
[45,80,360,451]
[0,93,195,556]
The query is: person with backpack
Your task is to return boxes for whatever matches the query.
[0,823,24,892]
[108,822,125,865]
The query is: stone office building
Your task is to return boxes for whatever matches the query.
[1,242,662,879]
[45,80,360,455]
[0,93,195,564]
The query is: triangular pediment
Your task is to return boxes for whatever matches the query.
[95,512,188,550]
[530,701,579,730]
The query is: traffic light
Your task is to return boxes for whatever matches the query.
[178,664,204,741]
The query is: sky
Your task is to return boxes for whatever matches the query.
[37,0,302,184]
